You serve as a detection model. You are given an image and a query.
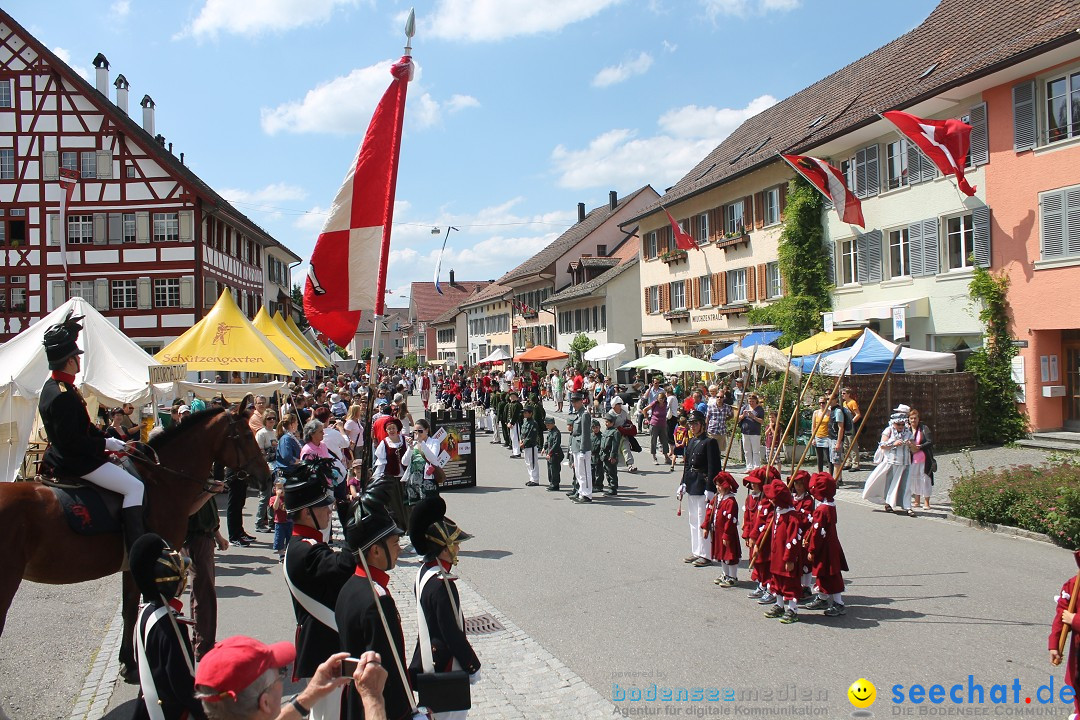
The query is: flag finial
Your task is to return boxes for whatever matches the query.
[404,8,416,56]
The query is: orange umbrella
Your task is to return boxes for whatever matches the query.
[513,345,569,362]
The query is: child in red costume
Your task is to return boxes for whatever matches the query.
[707,472,741,588]
[804,471,849,617]
[1049,550,1080,720]
[789,470,815,599]
[762,478,803,624]
[743,468,771,602]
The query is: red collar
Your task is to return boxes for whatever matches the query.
[168,597,185,614]
[354,564,391,591]
[291,525,324,542]
[51,371,76,384]
[426,559,452,573]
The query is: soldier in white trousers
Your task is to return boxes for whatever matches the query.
[567,392,593,503]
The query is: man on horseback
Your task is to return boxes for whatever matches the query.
[38,309,146,551]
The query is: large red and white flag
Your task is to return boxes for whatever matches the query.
[303,56,414,347]
[663,208,699,251]
[781,154,865,227]
[882,110,976,196]
[57,167,79,279]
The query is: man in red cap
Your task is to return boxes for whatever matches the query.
[1049,550,1080,720]
[707,472,741,588]
[803,472,849,617]
[762,478,803,624]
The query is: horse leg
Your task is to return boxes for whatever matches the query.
[118,571,139,683]
[0,552,25,639]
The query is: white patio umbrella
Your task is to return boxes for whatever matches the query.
[618,353,662,370]
[734,344,802,377]
[584,342,625,362]
[651,354,722,374]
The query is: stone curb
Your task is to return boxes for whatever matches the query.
[944,513,1057,545]
[68,600,124,720]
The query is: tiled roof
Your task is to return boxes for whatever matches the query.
[459,282,509,308]
[577,257,619,269]
[409,281,491,322]
[430,305,462,325]
[543,256,639,306]
[498,185,654,284]
[632,0,1080,221]
[1,10,301,260]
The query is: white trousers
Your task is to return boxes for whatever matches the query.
[84,462,144,508]
[741,434,762,471]
[523,447,539,483]
[574,450,592,498]
[485,408,495,432]
[306,684,341,720]
[434,711,468,720]
[686,494,710,559]
[509,424,521,455]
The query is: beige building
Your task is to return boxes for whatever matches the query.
[431,306,468,367]
[461,283,512,364]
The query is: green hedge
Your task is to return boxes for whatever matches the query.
[949,462,1080,548]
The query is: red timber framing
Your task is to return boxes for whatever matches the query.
[0,10,299,352]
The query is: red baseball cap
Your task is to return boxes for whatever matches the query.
[194,636,295,701]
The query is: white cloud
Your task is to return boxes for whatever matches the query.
[180,0,359,40]
[551,94,777,190]
[52,47,89,80]
[110,0,131,19]
[701,0,799,19]
[662,40,678,53]
[220,182,308,206]
[260,60,476,135]
[592,52,653,88]
[293,207,330,233]
[425,0,622,42]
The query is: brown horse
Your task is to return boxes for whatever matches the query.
[0,396,270,683]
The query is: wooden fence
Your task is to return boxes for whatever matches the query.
[842,372,977,449]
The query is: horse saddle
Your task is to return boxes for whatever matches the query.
[44,457,145,536]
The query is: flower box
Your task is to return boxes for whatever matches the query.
[659,249,688,264]
[663,309,690,321]
[715,233,750,250]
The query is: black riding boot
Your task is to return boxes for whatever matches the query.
[121,506,147,553]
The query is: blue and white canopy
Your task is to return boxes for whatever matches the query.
[711,331,782,361]
[793,329,956,375]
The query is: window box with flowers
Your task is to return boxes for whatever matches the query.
[663,309,690,321]
[715,229,750,251]
[659,248,688,264]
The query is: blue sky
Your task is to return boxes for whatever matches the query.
[13,0,939,304]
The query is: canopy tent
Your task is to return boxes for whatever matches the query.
[253,308,319,371]
[651,354,721,374]
[478,348,512,364]
[733,344,802,377]
[583,342,626,363]
[156,290,301,376]
[0,297,161,481]
[295,320,337,367]
[277,313,332,368]
[154,380,290,407]
[514,345,569,363]
[783,329,861,357]
[618,353,662,370]
[793,329,957,375]
[710,331,782,360]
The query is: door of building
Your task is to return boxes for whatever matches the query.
[1065,341,1080,430]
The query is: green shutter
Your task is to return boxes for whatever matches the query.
[1041,190,1065,258]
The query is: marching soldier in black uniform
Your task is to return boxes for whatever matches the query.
[336,499,411,720]
[129,533,205,720]
[282,464,355,720]
[506,391,523,457]
[408,496,481,719]
[599,412,621,497]
[38,309,146,550]
[677,410,722,567]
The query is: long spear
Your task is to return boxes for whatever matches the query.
[764,346,793,468]
[767,353,820,469]
[792,354,851,478]
[834,344,902,482]
[1054,561,1080,665]
[722,345,758,472]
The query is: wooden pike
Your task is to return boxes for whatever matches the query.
[792,354,851,478]
[722,344,758,472]
[1055,565,1080,665]
[768,353,820,470]
[834,343,903,481]
[765,346,795,469]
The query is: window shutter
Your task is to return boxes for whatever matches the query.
[908,221,925,277]
[865,230,883,283]
[907,143,925,186]
[48,280,66,311]
[922,218,940,276]
[1041,191,1065,258]
[93,213,106,245]
[865,144,880,196]
[968,102,988,166]
[825,241,836,285]
[137,277,152,310]
[716,271,727,306]
[1067,187,1080,257]
[49,214,61,246]
[856,232,869,283]
[711,208,722,240]
[95,150,112,179]
[136,211,150,243]
[757,263,767,298]
[93,278,109,310]
[107,213,122,244]
[180,276,195,308]
[643,286,651,314]
[660,284,669,313]
[1012,80,1037,152]
[179,210,193,242]
[203,278,217,308]
[854,147,868,197]
[971,206,992,268]
[779,183,787,220]
[43,151,58,181]
[754,192,764,229]
[746,265,757,302]
[743,196,753,232]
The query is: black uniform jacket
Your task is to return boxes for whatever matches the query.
[133,600,207,720]
[39,375,109,476]
[284,526,355,679]
[681,435,721,495]
[409,561,480,680]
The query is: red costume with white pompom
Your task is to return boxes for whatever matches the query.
[807,472,849,595]
[765,479,803,601]
[707,472,741,564]
[1049,550,1080,719]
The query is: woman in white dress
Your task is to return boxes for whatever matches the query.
[861,406,915,516]
[907,407,934,510]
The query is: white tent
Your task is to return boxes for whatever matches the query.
[0,297,160,481]
[813,329,957,375]
[478,348,511,364]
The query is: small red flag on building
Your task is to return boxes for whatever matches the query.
[780,154,865,227]
[882,109,976,196]
[664,208,698,251]
[303,55,414,347]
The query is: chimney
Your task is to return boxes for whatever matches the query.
[180,152,185,165]
[113,74,129,115]
[577,202,586,222]
[140,94,155,135]
[609,190,618,210]
[92,53,109,95]
[449,269,456,286]
[168,142,173,154]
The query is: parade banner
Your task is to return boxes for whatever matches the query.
[427,409,477,490]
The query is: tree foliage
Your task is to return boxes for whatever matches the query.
[965,267,1027,444]
[394,352,419,370]
[568,333,598,370]
[746,175,831,346]
[290,284,310,331]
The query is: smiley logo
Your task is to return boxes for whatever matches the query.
[848,678,876,709]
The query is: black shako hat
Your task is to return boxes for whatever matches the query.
[129,533,188,602]
[344,494,404,554]
[43,308,85,370]
[409,495,472,560]
[282,461,335,513]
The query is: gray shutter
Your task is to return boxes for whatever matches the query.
[179,210,193,242]
[825,240,836,285]
[180,276,194,308]
[107,212,122,244]
[95,150,112,179]
[908,221,925,277]
[921,217,940,276]
[92,213,106,244]
[48,214,61,246]
[865,229,883,283]
[854,148,868,198]
[136,211,150,243]
[972,205,991,268]
[1067,187,1080,257]
[48,280,66,311]
[93,278,109,310]
[907,143,924,186]
[1041,190,1065,258]
[1012,80,1037,152]
[203,278,216,308]
[864,144,880,196]
[968,102,989,166]
[855,232,869,283]
[42,150,58,181]
[921,147,938,182]
[137,277,152,310]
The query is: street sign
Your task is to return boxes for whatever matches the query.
[148,363,188,384]
[1011,340,1029,348]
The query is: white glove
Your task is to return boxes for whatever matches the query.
[677,484,686,500]
[705,490,716,503]
[469,670,482,685]
[105,437,127,452]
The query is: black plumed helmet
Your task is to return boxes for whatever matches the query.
[409,495,472,560]
[43,309,84,370]
[129,533,189,602]
[344,494,404,554]
[282,461,335,514]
